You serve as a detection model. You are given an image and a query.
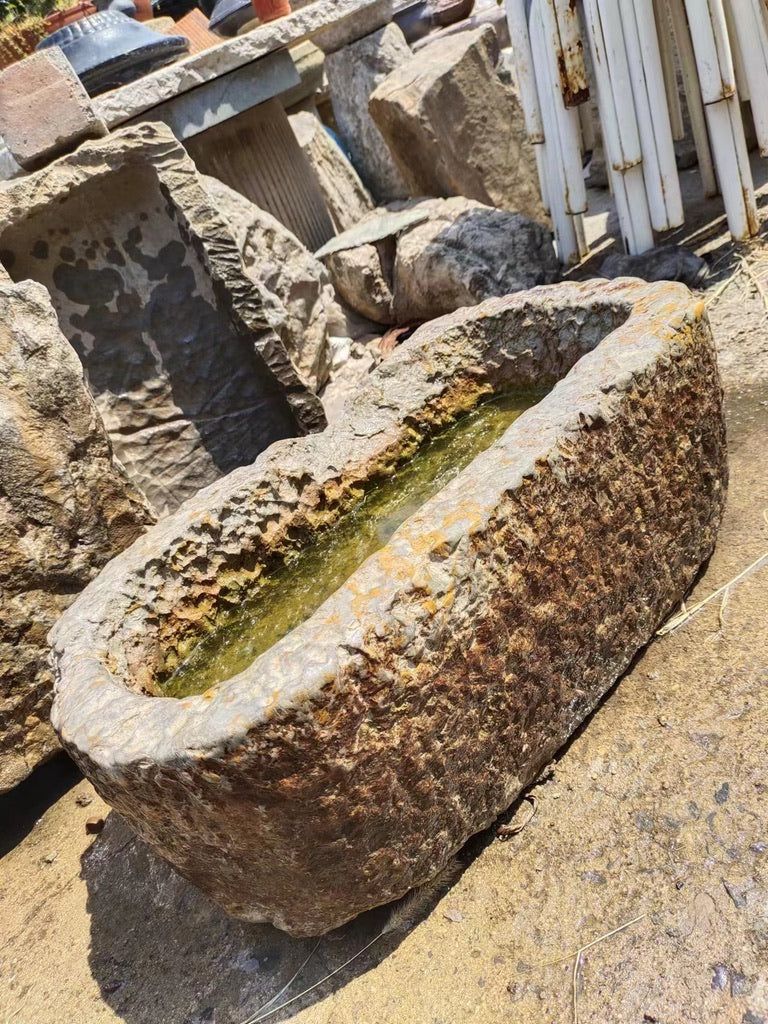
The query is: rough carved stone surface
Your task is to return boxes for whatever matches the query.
[51,280,726,934]
[289,111,375,233]
[203,174,347,393]
[0,280,153,794]
[325,23,412,203]
[0,47,107,172]
[369,26,544,219]
[322,197,559,324]
[0,123,324,515]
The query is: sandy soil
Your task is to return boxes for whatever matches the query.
[2,189,768,1024]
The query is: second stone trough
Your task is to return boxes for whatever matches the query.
[50,279,727,936]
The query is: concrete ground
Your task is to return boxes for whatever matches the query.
[2,177,768,1024]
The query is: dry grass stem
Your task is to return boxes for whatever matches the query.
[739,256,768,311]
[657,551,768,636]
[497,795,538,840]
[538,912,647,1024]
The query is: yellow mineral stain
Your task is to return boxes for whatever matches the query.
[159,391,537,698]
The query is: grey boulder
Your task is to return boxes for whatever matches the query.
[320,197,559,324]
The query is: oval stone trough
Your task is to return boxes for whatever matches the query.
[50,279,727,936]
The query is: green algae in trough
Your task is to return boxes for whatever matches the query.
[162,392,537,697]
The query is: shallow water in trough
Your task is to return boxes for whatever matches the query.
[161,391,540,698]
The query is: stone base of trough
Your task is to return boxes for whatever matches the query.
[50,280,727,935]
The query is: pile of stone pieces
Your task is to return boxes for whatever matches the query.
[0,1,555,800]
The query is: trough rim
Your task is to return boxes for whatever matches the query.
[50,276,704,772]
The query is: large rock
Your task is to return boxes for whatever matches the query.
[289,111,375,233]
[369,26,544,219]
[0,123,324,516]
[325,23,412,203]
[0,280,153,793]
[203,174,348,392]
[320,197,559,324]
[51,280,726,935]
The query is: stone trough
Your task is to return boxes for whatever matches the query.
[50,279,727,936]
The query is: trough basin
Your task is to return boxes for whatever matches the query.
[50,279,727,936]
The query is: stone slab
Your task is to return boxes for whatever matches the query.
[93,0,395,129]
[129,49,299,139]
[0,47,107,171]
[0,123,325,515]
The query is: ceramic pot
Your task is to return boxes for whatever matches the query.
[251,0,290,24]
[207,0,251,37]
[44,1,97,34]
[36,10,189,95]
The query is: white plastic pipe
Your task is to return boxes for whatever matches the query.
[728,0,768,154]
[588,0,642,167]
[538,0,588,214]
[505,0,545,142]
[582,0,654,253]
[619,0,684,230]
[683,0,736,103]
[530,1,581,262]
[681,0,757,238]
[534,144,551,215]
[549,0,590,106]
[705,96,759,238]
[654,0,685,140]
[723,0,751,100]
[666,0,718,196]
[578,101,597,152]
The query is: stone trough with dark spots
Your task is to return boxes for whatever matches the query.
[50,279,727,936]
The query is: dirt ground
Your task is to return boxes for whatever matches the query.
[2,180,768,1024]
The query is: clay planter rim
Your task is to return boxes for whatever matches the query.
[250,0,290,23]
[44,1,97,33]
[52,277,706,758]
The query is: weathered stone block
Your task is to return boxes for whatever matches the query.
[325,23,412,203]
[289,111,375,233]
[51,280,726,934]
[0,280,153,794]
[369,26,544,219]
[0,48,107,172]
[0,123,325,516]
[320,197,559,324]
[203,174,348,392]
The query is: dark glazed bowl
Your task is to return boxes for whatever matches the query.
[207,0,252,37]
[37,10,189,95]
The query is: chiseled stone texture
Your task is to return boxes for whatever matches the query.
[370,26,544,219]
[289,111,375,233]
[322,196,559,324]
[325,23,412,203]
[0,47,107,172]
[51,280,727,935]
[0,123,324,515]
[0,280,153,794]
[203,174,346,393]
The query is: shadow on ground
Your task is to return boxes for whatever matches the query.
[81,810,470,1024]
[0,754,82,858]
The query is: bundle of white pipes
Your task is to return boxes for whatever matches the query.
[505,0,763,262]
